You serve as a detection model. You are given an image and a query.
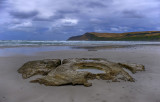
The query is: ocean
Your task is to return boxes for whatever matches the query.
[1,40,160,47]
[0,40,160,56]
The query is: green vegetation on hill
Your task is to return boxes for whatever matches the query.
[67,31,160,41]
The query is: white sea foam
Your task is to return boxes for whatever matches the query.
[0,40,160,47]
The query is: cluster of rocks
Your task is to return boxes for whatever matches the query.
[18,58,145,87]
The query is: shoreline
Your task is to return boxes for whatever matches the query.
[0,44,160,57]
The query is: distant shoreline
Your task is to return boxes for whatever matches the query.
[68,31,160,41]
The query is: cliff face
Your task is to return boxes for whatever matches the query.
[68,31,160,41]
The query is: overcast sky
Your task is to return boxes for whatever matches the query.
[0,0,160,40]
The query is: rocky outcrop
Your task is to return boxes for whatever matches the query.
[18,58,145,87]
[18,59,61,79]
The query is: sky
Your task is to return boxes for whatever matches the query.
[0,0,160,40]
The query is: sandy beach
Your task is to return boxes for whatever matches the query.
[0,45,160,102]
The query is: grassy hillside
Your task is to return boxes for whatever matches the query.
[68,31,160,41]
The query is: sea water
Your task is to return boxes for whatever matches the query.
[1,40,160,47]
[0,40,160,56]
[77,68,106,74]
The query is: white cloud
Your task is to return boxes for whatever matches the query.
[110,26,129,32]
[110,27,119,32]
[1,0,160,39]
[53,18,78,27]
[61,18,78,25]
[156,27,160,30]
[90,18,102,23]
[48,18,79,31]
[9,21,32,29]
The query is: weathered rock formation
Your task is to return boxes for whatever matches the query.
[18,58,145,87]
[18,59,61,79]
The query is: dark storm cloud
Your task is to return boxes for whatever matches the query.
[10,11,39,19]
[58,9,80,14]
[33,17,52,21]
[0,0,5,7]
[1,0,160,40]
[0,0,7,9]
[86,1,107,8]
[122,10,144,18]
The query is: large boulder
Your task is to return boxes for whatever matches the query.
[18,58,145,87]
[18,59,61,79]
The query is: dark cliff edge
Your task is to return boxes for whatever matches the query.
[67,31,160,41]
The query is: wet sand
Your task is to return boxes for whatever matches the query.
[0,46,160,102]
